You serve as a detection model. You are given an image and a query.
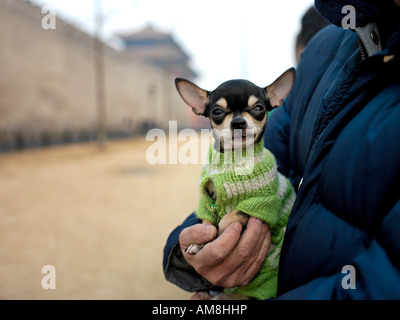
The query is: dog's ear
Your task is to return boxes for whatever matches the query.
[175,78,209,116]
[265,68,295,108]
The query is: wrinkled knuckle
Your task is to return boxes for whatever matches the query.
[236,246,251,261]
[208,245,225,262]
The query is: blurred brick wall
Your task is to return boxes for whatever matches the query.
[0,0,193,151]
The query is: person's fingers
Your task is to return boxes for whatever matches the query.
[243,218,270,265]
[240,228,271,286]
[232,217,264,262]
[218,218,270,288]
[179,217,272,289]
[192,222,243,273]
[179,223,217,252]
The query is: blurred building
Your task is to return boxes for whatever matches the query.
[0,0,198,152]
[116,25,197,80]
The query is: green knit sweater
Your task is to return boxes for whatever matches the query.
[196,139,296,300]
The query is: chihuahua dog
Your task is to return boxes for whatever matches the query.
[175,68,296,300]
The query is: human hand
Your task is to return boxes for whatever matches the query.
[179,216,271,288]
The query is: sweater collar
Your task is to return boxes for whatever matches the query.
[208,138,265,173]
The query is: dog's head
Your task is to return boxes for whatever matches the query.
[175,68,295,151]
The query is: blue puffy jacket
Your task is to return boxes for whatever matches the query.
[163,2,400,299]
[266,24,400,299]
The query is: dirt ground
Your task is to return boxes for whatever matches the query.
[0,134,209,300]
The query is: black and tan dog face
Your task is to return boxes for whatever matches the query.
[175,68,295,151]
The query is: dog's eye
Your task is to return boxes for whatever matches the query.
[253,104,266,112]
[211,108,224,116]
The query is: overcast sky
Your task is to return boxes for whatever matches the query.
[32,0,316,89]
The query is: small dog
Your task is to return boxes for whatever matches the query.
[175,68,296,300]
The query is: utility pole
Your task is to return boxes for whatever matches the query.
[93,0,107,150]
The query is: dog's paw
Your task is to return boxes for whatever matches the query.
[185,243,204,255]
[218,210,249,236]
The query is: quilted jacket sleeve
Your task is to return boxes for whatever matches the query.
[277,198,400,299]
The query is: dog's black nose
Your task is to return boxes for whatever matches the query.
[231,117,247,130]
